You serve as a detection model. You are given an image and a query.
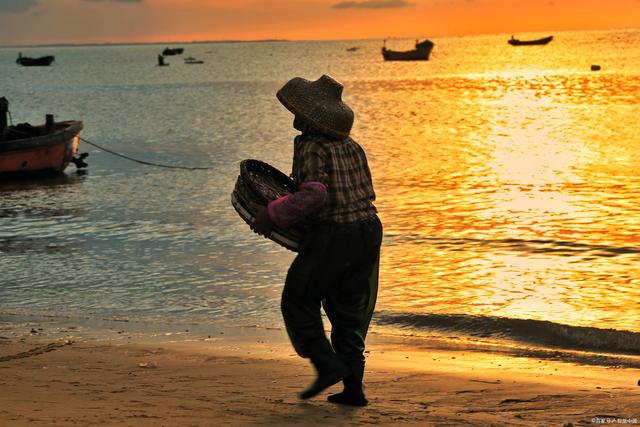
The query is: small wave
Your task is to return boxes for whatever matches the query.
[384,235,640,258]
[0,236,71,255]
[374,311,640,356]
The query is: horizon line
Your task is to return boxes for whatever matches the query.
[0,38,292,49]
[1,26,638,49]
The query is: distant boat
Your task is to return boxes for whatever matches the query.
[16,52,55,66]
[184,57,204,64]
[162,47,184,55]
[508,35,553,46]
[346,47,359,52]
[382,39,434,61]
[1,98,85,175]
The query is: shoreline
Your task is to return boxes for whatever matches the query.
[1,316,639,426]
[3,311,639,369]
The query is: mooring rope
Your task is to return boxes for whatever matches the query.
[79,137,213,171]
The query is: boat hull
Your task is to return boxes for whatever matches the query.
[382,47,432,61]
[0,121,83,175]
[16,56,55,66]
[508,36,553,46]
[162,48,184,56]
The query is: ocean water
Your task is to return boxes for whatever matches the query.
[1,30,639,361]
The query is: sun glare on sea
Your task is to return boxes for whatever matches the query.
[375,50,640,330]
[479,85,596,238]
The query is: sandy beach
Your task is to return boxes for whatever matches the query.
[1,322,638,427]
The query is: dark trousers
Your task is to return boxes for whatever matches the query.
[281,216,382,363]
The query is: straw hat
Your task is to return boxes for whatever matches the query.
[277,75,354,139]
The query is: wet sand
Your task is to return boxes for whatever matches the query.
[1,327,638,427]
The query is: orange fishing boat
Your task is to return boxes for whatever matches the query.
[0,98,84,175]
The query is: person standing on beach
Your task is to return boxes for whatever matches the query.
[251,75,382,406]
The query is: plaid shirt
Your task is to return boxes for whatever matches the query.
[292,133,377,224]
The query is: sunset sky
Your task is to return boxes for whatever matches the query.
[0,0,638,46]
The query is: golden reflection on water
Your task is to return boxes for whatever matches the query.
[370,67,640,332]
[480,85,592,239]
